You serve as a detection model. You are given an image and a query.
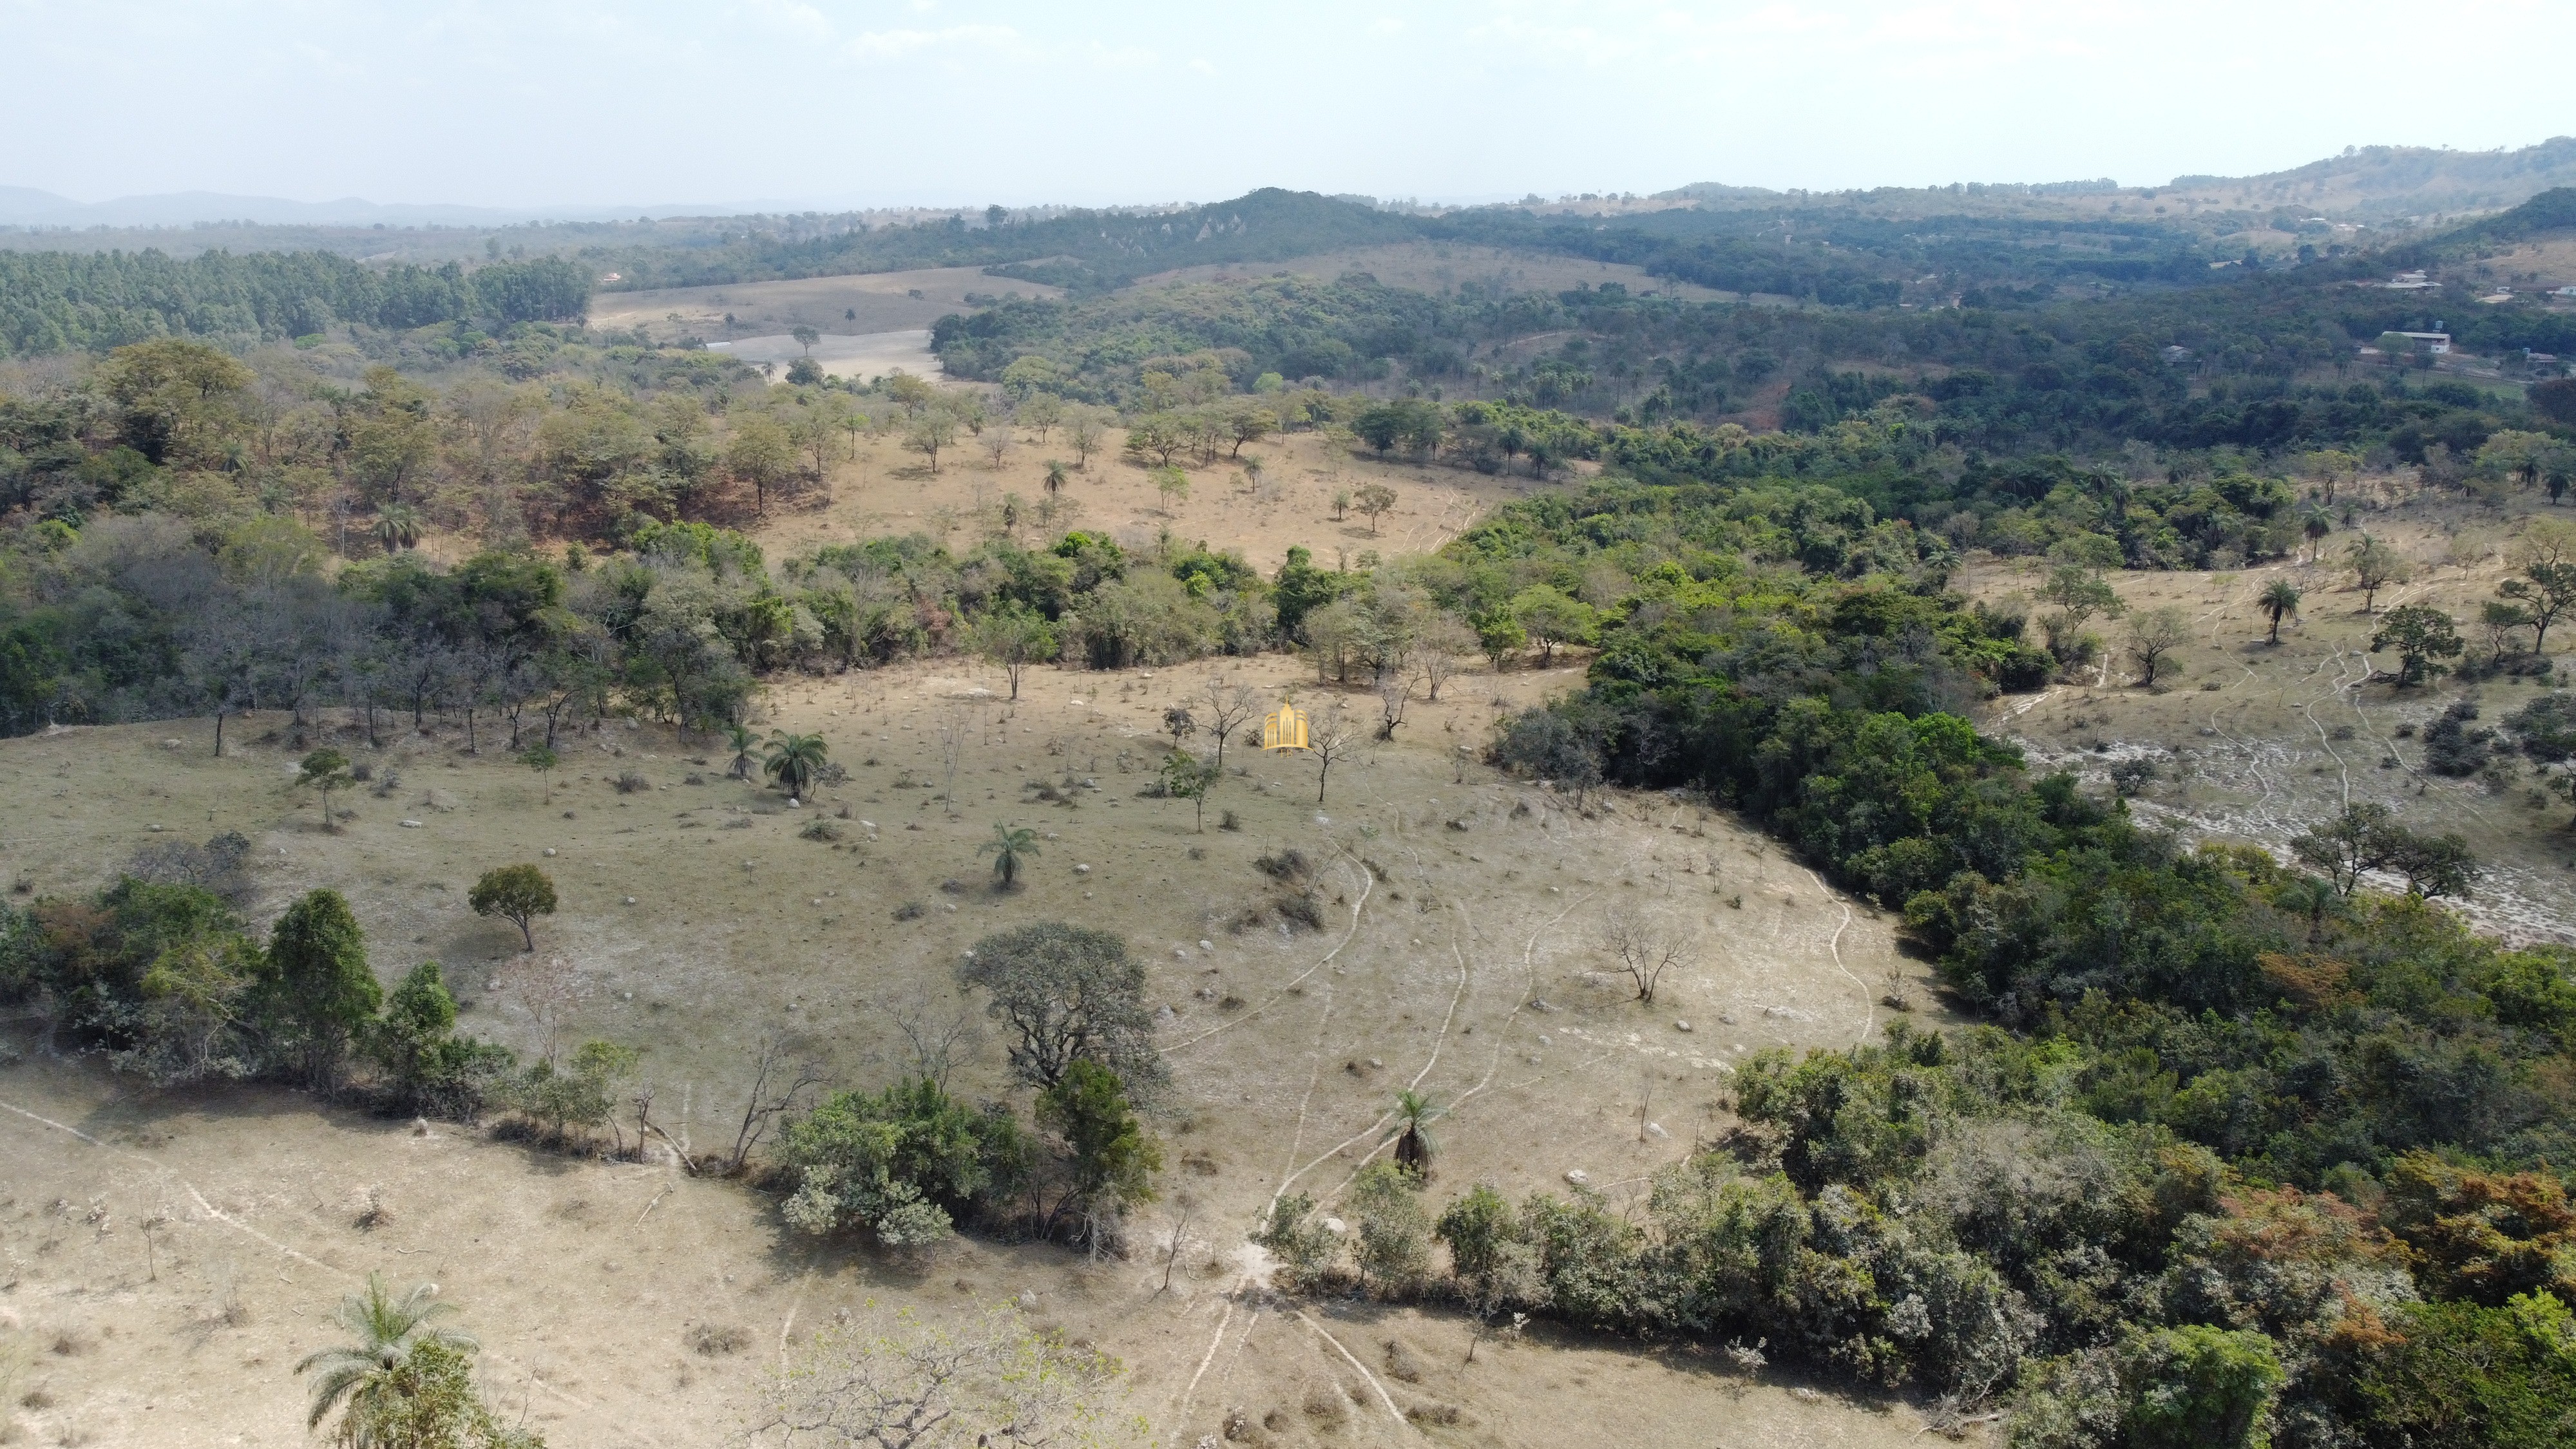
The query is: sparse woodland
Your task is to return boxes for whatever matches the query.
[7,182,2576,1449]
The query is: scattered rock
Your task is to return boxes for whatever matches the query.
[624,896,637,905]
[1199,939,1214,952]
[1075,863,1091,874]
[1564,1170,1590,1186]
[399,819,423,829]
[1646,1122,1670,1139]
[542,847,557,857]
[1675,1019,1692,1032]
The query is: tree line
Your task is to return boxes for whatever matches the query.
[1432,475,2576,1444]
[0,249,589,355]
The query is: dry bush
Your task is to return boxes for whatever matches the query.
[1301,1381,1350,1428]
[614,769,650,793]
[1381,1339,1426,1383]
[1252,849,1313,883]
[686,1322,749,1356]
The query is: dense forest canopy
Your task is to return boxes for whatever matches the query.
[0,251,589,356]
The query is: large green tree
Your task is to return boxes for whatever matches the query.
[263,888,381,1091]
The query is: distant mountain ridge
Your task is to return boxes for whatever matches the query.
[0,188,803,229]
[1655,137,2576,222]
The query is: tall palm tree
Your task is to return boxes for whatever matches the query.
[1043,459,1069,497]
[2271,875,2344,945]
[764,730,829,799]
[1387,1089,1438,1176]
[980,822,1041,889]
[721,722,759,781]
[2258,580,2302,645]
[371,504,422,554]
[297,1275,475,1436]
[2301,508,2333,562]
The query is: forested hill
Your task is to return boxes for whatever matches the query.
[588,189,1424,294]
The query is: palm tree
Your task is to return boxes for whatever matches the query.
[1387,1089,1438,1176]
[1043,459,1069,497]
[2258,580,2302,645]
[721,722,759,781]
[2300,507,2332,562]
[371,504,422,554]
[980,822,1041,889]
[2271,875,2343,945]
[764,730,829,799]
[297,1275,475,1436]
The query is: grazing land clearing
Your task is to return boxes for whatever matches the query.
[1961,509,2576,944]
[0,651,1954,1446]
[750,426,1560,576]
[586,268,1063,345]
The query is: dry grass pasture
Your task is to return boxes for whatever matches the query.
[587,269,1064,346]
[747,425,1558,577]
[0,640,1954,1445]
[1962,501,2576,945]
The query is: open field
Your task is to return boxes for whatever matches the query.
[0,639,1954,1446]
[706,328,942,384]
[587,269,1063,346]
[745,426,1561,577]
[1961,502,2576,945]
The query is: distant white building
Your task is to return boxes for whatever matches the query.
[2384,271,2436,290]
[2554,285,2576,298]
[2387,331,2452,354]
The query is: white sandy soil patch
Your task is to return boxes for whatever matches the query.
[708,329,943,384]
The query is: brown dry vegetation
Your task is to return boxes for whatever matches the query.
[1963,498,2576,945]
[750,421,1563,575]
[0,643,1955,1446]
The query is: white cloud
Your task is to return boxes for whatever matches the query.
[843,22,1024,61]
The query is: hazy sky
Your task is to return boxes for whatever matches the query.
[10,0,2575,209]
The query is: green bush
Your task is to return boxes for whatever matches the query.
[778,1077,1031,1247]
